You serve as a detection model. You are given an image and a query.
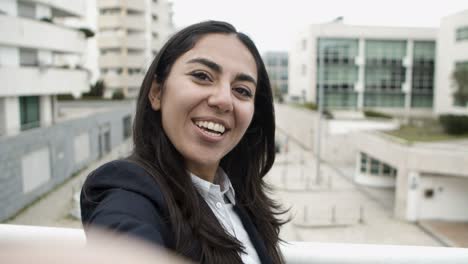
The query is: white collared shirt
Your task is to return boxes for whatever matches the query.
[190,168,261,264]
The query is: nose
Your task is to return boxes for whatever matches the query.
[207,83,234,113]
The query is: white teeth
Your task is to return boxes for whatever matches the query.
[195,120,226,134]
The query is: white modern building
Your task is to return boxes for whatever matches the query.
[0,0,89,137]
[97,0,174,98]
[263,51,289,97]
[435,9,468,115]
[349,9,468,223]
[355,132,468,222]
[289,21,437,115]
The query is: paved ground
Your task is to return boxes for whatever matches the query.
[269,137,439,246]
[6,103,467,248]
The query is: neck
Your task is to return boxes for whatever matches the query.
[186,162,218,182]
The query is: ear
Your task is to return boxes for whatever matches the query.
[148,80,162,111]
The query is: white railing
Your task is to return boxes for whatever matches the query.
[1,224,468,264]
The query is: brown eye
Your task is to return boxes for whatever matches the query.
[233,87,253,98]
[191,71,212,82]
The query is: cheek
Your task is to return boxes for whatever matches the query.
[237,104,255,132]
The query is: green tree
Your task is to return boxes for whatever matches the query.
[83,80,105,97]
[452,68,468,106]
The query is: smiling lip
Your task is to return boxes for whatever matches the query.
[192,120,227,143]
[191,117,231,131]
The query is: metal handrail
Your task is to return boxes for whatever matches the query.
[1,224,468,263]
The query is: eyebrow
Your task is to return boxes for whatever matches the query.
[187,57,257,86]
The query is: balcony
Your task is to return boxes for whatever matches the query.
[99,54,146,68]
[34,0,86,17]
[0,15,86,54]
[0,67,88,97]
[98,35,145,50]
[1,224,468,263]
[103,73,145,89]
[99,14,146,31]
[98,0,146,13]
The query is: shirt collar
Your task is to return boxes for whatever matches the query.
[190,167,236,205]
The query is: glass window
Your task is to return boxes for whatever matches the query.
[456,26,468,41]
[19,96,40,131]
[360,153,368,173]
[370,158,380,175]
[382,163,392,176]
[453,61,468,106]
[316,38,359,108]
[18,1,36,19]
[19,48,38,66]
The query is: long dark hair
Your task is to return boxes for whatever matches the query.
[129,20,286,263]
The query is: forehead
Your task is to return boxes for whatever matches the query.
[177,34,258,79]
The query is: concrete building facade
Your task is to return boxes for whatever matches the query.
[0,0,90,137]
[355,132,468,222]
[97,0,174,98]
[289,21,437,115]
[435,9,468,115]
[263,51,289,97]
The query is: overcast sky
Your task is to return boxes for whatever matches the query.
[171,0,468,53]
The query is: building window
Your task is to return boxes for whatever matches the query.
[411,41,435,108]
[123,115,132,139]
[456,26,468,42]
[360,153,368,173]
[19,96,40,131]
[360,152,397,177]
[18,1,36,19]
[453,61,468,107]
[317,38,359,108]
[19,48,38,66]
[370,158,380,175]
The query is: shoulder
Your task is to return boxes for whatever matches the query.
[81,159,168,219]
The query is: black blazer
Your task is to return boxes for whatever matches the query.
[80,160,273,263]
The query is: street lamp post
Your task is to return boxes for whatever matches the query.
[314,42,326,186]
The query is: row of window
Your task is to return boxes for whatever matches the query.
[265,57,288,67]
[360,153,397,177]
[101,68,144,75]
[318,91,433,108]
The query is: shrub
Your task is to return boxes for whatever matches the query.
[78,27,95,38]
[364,110,393,119]
[302,102,317,110]
[57,94,74,101]
[112,90,125,100]
[83,80,105,97]
[439,114,468,135]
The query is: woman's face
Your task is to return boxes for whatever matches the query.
[149,33,258,181]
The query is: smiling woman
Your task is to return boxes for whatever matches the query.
[80,21,287,264]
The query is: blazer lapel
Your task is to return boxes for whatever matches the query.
[233,205,273,264]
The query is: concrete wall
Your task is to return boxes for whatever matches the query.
[0,103,133,221]
[418,174,468,221]
[435,9,468,115]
